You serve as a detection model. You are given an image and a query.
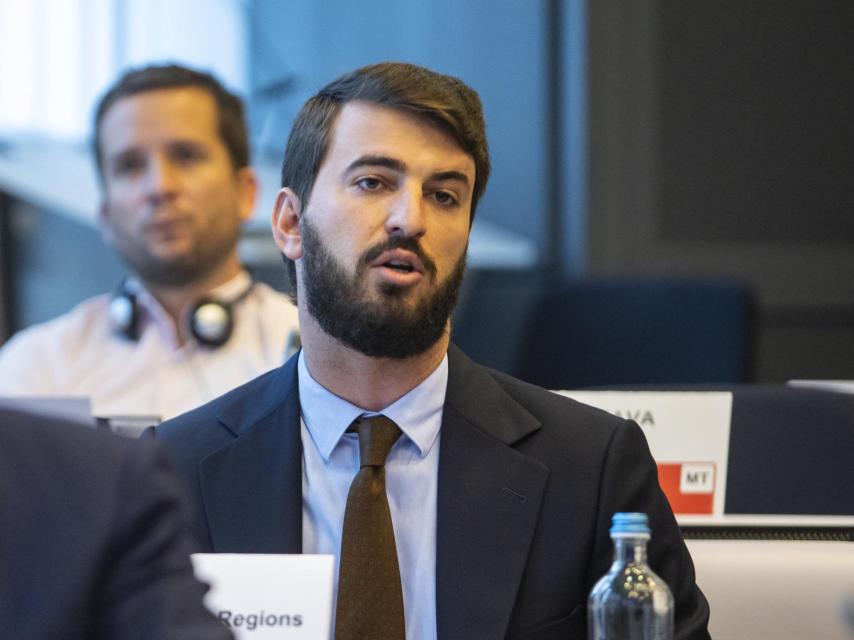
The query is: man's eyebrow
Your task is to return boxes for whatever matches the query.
[430,170,470,186]
[107,137,204,158]
[107,147,141,163]
[345,155,406,174]
[345,155,471,186]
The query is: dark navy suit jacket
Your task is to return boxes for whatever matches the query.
[151,345,710,639]
[0,406,231,640]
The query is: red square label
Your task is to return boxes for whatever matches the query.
[657,462,715,515]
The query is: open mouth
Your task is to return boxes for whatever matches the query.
[371,248,425,277]
[383,260,415,273]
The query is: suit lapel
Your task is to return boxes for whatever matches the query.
[436,346,549,639]
[198,356,303,553]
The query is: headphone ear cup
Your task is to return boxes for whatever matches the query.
[189,300,234,348]
[109,289,139,341]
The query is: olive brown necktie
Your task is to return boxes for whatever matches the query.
[334,414,406,640]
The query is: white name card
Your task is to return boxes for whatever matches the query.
[556,391,733,523]
[191,554,334,639]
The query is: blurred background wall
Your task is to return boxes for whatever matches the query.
[0,0,851,384]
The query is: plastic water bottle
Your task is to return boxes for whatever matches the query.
[588,512,674,640]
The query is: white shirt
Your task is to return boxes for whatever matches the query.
[298,351,445,640]
[0,272,299,420]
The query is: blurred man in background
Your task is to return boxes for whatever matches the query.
[0,404,232,639]
[0,64,298,421]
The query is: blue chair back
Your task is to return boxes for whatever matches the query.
[513,277,755,388]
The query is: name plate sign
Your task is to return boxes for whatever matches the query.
[192,554,334,639]
[556,391,733,523]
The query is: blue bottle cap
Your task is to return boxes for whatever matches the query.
[610,512,651,537]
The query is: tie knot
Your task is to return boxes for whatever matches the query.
[352,415,401,467]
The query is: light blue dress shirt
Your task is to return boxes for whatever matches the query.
[298,351,446,640]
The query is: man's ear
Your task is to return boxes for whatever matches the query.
[235,166,259,222]
[97,202,116,246]
[272,187,303,260]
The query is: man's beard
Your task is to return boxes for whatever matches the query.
[112,222,240,288]
[123,249,226,287]
[300,218,466,359]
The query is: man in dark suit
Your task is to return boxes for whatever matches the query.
[150,62,711,639]
[0,405,231,640]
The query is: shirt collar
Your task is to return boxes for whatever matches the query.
[124,271,253,347]
[298,350,448,462]
[126,271,252,312]
[206,270,253,301]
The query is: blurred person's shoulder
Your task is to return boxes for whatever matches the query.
[0,294,114,361]
[0,293,116,393]
[0,406,234,640]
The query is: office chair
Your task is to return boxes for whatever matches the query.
[512,277,755,389]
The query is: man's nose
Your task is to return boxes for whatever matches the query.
[143,157,179,203]
[385,184,426,238]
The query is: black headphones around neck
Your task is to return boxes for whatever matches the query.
[109,280,253,348]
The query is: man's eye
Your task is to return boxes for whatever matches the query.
[112,155,145,176]
[356,177,384,191]
[171,145,205,164]
[432,190,458,206]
